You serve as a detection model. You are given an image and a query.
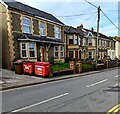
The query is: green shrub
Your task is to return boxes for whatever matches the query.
[51,63,70,72]
[82,64,95,72]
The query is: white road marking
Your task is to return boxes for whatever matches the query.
[10,93,69,113]
[86,79,108,87]
[115,75,120,78]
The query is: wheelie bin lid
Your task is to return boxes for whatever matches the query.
[23,60,35,63]
[34,62,50,65]
[14,60,24,64]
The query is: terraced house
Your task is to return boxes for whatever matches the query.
[83,28,115,60]
[64,24,115,61]
[64,25,88,60]
[1,0,65,70]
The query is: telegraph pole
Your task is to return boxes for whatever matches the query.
[95,6,100,69]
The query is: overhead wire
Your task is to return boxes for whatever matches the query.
[56,11,97,17]
[84,0,120,32]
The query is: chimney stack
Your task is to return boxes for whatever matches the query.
[77,24,83,30]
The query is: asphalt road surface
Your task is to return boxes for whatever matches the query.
[2,68,120,113]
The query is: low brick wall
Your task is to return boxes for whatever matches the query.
[52,69,74,77]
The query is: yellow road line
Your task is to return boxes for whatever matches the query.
[112,107,120,114]
[106,104,120,114]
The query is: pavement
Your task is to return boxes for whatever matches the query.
[0,67,119,91]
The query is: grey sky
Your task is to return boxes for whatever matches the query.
[16,0,119,36]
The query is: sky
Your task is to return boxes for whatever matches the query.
[13,0,120,37]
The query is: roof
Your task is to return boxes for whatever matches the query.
[83,28,111,40]
[64,26,83,35]
[1,0,64,25]
[18,33,64,45]
[115,37,120,42]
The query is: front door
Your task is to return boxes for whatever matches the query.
[79,50,81,60]
[37,44,40,61]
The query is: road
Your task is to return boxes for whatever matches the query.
[2,68,120,113]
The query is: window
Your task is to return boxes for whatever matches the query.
[74,35,78,45]
[55,26,60,39]
[29,43,35,58]
[69,35,73,45]
[99,40,101,46]
[60,46,64,57]
[89,52,92,59]
[22,17,31,33]
[102,40,104,46]
[40,22,45,36]
[54,46,58,57]
[21,43,27,58]
[105,41,107,47]
[88,32,92,46]
[83,38,86,46]
[69,51,74,58]
[75,51,78,58]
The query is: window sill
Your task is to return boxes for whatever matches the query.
[21,57,28,59]
[29,57,37,59]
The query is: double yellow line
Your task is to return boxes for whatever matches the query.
[106,104,120,114]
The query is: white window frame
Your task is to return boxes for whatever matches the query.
[40,22,45,36]
[60,46,64,57]
[21,43,27,58]
[54,46,59,57]
[29,43,35,58]
[55,26,60,39]
[22,16,31,33]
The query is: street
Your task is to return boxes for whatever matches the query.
[2,68,120,113]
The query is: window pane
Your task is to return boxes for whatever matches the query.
[23,17,30,25]
[55,52,58,57]
[23,25,31,33]
[29,43,34,50]
[55,26,60,39]
[69,35,73,44]
[22,50,26,57]
[60,52,63,57]
[40,22,45,36]
[40,22,45,28]
[74,36,78,45]
[55,47,58,51]
[30,51,35,57]
[60,46,63,51]
[22,44,26,49]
